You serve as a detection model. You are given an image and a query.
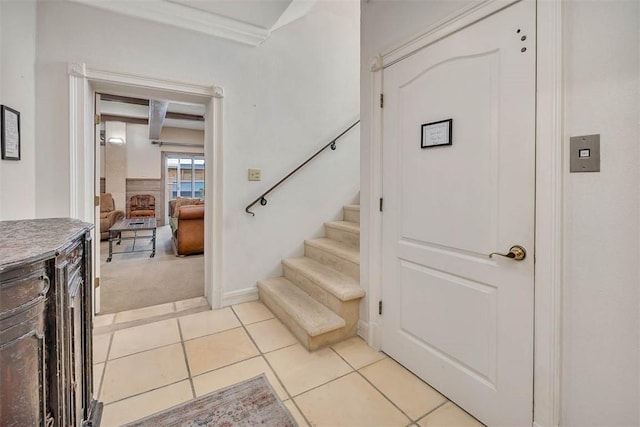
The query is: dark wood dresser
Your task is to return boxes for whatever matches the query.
[0,218,102,426]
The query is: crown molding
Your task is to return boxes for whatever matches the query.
[70,0,270,47]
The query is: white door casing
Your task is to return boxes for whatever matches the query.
[68,64,224,311]
[94,107,101,313]
[380,1,535,425]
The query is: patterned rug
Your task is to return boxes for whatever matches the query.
[124,374,298,427]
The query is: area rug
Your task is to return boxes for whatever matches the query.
[124,374,298,427]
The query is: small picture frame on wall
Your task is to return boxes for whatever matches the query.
[421,118,452,149]
[1,105,21,160]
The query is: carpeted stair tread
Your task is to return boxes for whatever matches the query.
[304,238,359,265]
[283,257,364,301]
[343,204,360,224]
[258,277,345,337]
[325,220,360,235]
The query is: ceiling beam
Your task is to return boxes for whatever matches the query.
[99,93,149,106]
[165,111,205,121]
[148,100,169,139]
[100,114,148,125]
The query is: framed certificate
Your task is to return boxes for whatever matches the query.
[1,105,20,160]
[421,118,452,149]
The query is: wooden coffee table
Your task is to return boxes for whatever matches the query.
[107,218,157,262]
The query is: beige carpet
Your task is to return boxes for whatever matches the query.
[99,225,204,314]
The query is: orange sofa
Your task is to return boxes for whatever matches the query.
[169,198,204,256]
[99,193,125,240]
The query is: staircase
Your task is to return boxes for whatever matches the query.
[258,204,363,351]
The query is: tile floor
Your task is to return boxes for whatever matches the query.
[93,298,483,427]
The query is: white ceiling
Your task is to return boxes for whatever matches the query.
[70,0,316,46]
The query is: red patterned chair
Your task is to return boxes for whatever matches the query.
[129,194,156,219]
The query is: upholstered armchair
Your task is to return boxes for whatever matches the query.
[129,194,156,218]
[99,193,125,240]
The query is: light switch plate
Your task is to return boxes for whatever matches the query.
[570,134,600,173]
[248,168,261,181]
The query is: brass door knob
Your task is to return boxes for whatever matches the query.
[489,245,527,261]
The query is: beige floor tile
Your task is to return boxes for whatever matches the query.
[100,380,193,427]
[114,302,175,324]
[175,296,209,312]
[100,343,188,403]
[284,400,309,427]
[246,318,298,353]
[418,402,484,427]
[360,358,446,420]
[265,344,352,396]
[232,301,274,325]
[332,336,387,369]
[178,307,241,341]
[184,327,259,376]
[109,318,181,359]
[295,373,410,427]
[192,356,288,400]
[94,363,105,398]
[94,313,115,327]
[93,332,112,364]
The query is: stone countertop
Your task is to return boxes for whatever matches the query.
[0,218,93,270]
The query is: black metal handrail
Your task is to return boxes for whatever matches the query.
[245,120,360,216]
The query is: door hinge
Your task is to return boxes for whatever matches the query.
[378,300,383,315]
[94,114,100,125]
[380,93,384,108]
[94,196,100,207]
[94,277,100,289]
[379,197,383,212]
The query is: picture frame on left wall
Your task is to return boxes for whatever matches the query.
[1,105,20,160]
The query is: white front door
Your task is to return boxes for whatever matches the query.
[380,1,536,425]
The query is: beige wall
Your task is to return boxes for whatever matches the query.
[33,0,360,300]
[126,124,204,179]
[561,1,639,424]
[0,0,36,220]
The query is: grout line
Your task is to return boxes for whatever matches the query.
[228,303,304,422]
[229,305,292,399]
[327,346,418,423]
[100,378,190,406]
[415,400,448,424]
[288,369,354,399]
[94,303,209,335]
[95,331,115,401]
[353,366,416,423]
[176,317,197,399]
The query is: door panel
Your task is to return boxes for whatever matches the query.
[400,51,499,254]
[381,1,535,425]
[399,261,498,382]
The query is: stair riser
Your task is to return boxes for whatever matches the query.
[325,226,360,248]
[259,287,356,351]
[343,208,360,224]
[283,264,361,331]
[305,244,359,281]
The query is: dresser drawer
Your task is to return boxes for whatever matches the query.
[0,262,48,320]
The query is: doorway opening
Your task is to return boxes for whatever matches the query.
[67,64,224,317]
[96,92,208,314]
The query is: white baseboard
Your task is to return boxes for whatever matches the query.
[358,320,369,341]
[221,287,259,307]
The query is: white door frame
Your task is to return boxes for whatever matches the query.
[364,1,562,426]
[68,63,225,311]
